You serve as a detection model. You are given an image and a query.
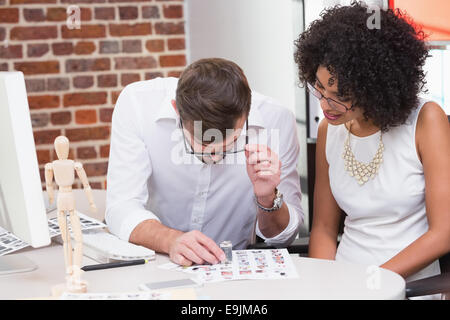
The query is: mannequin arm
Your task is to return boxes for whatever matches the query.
[74,162,97,213]
[44,163,54,204]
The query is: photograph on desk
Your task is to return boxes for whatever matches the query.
[0,0,449,304]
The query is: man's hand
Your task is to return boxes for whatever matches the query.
[168,230,226,266]
[245,144,281,208]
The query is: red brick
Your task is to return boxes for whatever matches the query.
[95,7,115,20]
[99,41,119,54]
[142,6,159,19]
[36,149,51,165]
[52,42,74,56]
[145,72,163,80]
[89,182,103,189]
[97,74,117,88]
[73,75,94,89]
[60,0,104,3]
[61,24,106,39]
[163,5,183,19]
[75,109,97,124]
[10,26,57,40]
[0,8,19,23]
[10,0,56,3]
[66,58,110,72]
[119,6,138,20]
[108,0,153,2]
[122,39,141,53]
[77,146,97,159]
[23,8,46,22]
[167,70,182,78]
[154,22,184,35]
[65,126,110,142]
[15,61,59,75]
[50,111,71,125]
[168,38,185,50]
[28,95,60,109]
[47,77,70,91]
[31,113,49,128]
[84,162,108,177]
[74,41,96,55]
[100,145,110,158]
[145,39,164,52]
[114,57,157,70]
[99,107,113,122]
[46,7,68,21]
[159,54,186,67]
[109,0,154,2]
[111,91,121,105]
[26,79,46,93]
[0,45,22,59]
[0,28,5,41]
[120,73,140,86]
[109,23,151,37]
[64,92,107,107]
[47,7,91,22]
[27,43,49,58]
[33,129,61,145]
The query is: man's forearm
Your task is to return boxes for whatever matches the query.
[257,202,290,239]
[129,219,183,254]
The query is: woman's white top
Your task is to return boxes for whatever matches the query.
[326,98,440,283]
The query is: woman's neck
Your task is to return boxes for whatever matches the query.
[346,116,380,137]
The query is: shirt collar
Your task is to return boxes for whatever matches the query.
[155,93,179,125]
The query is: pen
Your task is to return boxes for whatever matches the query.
[81,259,149,272]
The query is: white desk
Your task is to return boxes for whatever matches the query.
[0,243,405,300]
[0,190,406,300]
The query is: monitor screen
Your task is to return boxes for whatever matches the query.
[0,72,51,249]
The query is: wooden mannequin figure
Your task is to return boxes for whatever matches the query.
[44,136,97,296]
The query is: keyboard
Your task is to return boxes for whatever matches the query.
[81,229,155,263]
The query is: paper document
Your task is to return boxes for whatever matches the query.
[159,249,298,283]
[0,212,105,256]
[59,291,170,300]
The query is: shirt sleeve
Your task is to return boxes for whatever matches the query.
[105,85,160,242]
[255,109,304,246]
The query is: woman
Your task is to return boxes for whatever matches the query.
[294,2,450,298]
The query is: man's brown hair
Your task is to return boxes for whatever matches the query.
[175,58,251,140]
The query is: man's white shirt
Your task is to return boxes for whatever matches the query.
[105,77,303,249]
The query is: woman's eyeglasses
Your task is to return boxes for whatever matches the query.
[307,83,353,113]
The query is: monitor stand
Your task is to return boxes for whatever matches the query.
[0,255,37,275]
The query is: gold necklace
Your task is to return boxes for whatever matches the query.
[342,122,384,185]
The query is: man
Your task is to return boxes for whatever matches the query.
[106,58,303,266]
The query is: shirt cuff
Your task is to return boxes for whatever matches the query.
[106,201,161,242]
[255,202,301,246]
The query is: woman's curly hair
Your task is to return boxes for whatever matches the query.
[294,1,429,132]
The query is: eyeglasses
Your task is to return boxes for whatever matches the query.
[179,118,249,158]
[307,83,353,113]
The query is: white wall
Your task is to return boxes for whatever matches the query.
[185,0,303,115]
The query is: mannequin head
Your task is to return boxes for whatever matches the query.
[54,136,70,160]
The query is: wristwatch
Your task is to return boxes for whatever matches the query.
[255,188,284,213]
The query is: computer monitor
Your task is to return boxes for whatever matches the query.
[0,72,51,274]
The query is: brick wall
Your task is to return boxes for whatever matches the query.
[0,0,186,189]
